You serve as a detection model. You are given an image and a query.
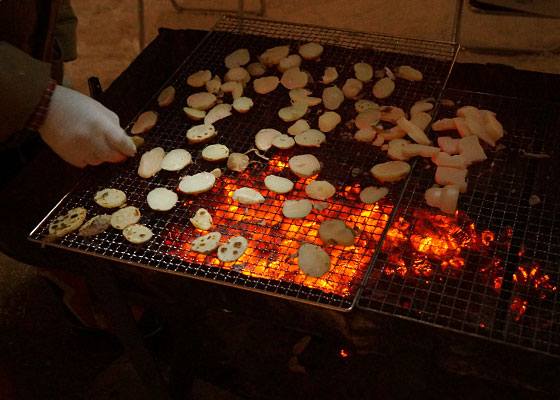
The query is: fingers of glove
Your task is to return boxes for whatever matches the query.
[104,128,137,157]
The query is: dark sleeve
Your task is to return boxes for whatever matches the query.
[54,0,78,62]
[0,41,51,142]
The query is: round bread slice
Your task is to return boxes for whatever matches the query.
[78,214,111,237]
[232,187,265,205]
[264,175,294,194]
[191,231,221,255]
[186,123,217,144]
[94,188,127,208]
[190,208,213,230]
[122,224,153,244]
[282,199,312,219]
[202,144,230,162]
[147,187,178,211]
[110,206,141,230]
[178,172,216,194]
[217,236,249,263]
[160,149,192,171]
[48,207,87,237]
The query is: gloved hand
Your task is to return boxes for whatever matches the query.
[39,85,136,168]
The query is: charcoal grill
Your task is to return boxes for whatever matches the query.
[29,16,559,358]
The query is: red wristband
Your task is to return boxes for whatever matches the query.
[26,78,57,132]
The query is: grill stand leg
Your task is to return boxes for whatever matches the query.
[83,262,171,400]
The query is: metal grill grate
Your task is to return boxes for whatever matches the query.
[29,16,457,310]
[357,89,560,356]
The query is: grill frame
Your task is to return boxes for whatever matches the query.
[29,15,459,311]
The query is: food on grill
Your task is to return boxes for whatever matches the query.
[371,160,411,182]
[205,75,222,94]
[437,136,460,154]
[210,168,222,178]
[457,106,497,146]
[131,111,157,134]
[227,153,250,172]
[204,104,232,125]
[297,243,331,278]
[130,136,144,149]
[289,154,321,178]
[355,99,378,113]
[272,134,296,149]
[179,172,216,194]
[432,118,456,131]
[288,119,310,136]
[318,111,341,132]
[372,77,395,99]
[402,143,440,158]
[431,152,467,169]
[259,45,290,66]
[294,129,326,147]
[411,111,432,131]
[305,180,336,200]
[278,54,302,73]
[147,187,178,211]
[190,208,213,230]
[480,109,504,143]
[289,88,322,106]
[94,188,127,208]
[224,67,251,85]
[282,199,313,219]
[186,92,217,111]
[253,76,280,94]
[202,144,230,162]
[318,219,356,246]
[138,147,165,178]
[395,65,423,81]
[354,127,376,143]
[354,62,373,82]
[457,135,487,165]
[264,175,294,194]
[187,69,212,87]
[298,42,323,60]
[322,86,344,110]
[220,81,243,99]
[372,135,385,146]
[410,101,433,116]
[247,62,266,77]
[435,166,467,193]
[379,105,405,123]
[160,148,192,171]
[190,231,221,254]
[321,67,338,84]
[183,107,206,121]
[425,185,460,215]
[48,207,87,237]
[386,138,411,161]
[232,187,265,204]
[278,102,308,122]
[110,206,141,230]
[186,123,217,144]
[280,67,308,89]
[396,117,431,145]
[232,97,254,113]
[355,108,381,130]
[78,214,111,237]
[157,86,175,107]
[217,235,249,263]
[123,224,153,244]
[342,78,363,99]
[255,128,282,151]
[359,186,389,204]
[224,48,250,69]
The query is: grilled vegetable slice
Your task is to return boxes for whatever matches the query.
[217,235,249,263]
[123,224,153,244]
[147,187,178,211]
[138,147,165,178]
[191,231,221,255]
[371,160,411,182]
[202,144,229,162]
[160,149,192,171]
[131,111,157,134]
[190,208,213,230]
[297,243,331,278]
[359,186,389,204]
[186,123,217,144]
[282,199,313,219]
[110,206,141,230]
[178,172,216,194]
[187,70,212,87]
[289,154,321,178]
[157,86,175,107]
[318,219,356,246]
[305,180,336,200]
[49,207,87,237]
[78,214,111,237]
[264,175,294,194]
[94,188,127,208]
[372,77,395,99]
[298,42,323,60]
[232,187,265,205]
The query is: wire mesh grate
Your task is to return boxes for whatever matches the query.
[357,89,560,356]
[29,16,457,310]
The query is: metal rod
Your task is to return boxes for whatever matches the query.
[452,0,463,43]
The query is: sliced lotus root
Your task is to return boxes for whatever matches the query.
[264,175,294,194]
[217,236,249,263]
[146,187,178,211]
[271,134,295,150]
[122,224,153,244]
[78,214,111,238]
[157,86,175,107]
[305,180,336,201]
[186,92,217,111]
[160,149,192,171]
[232,187,265,205]
[289,154,321,178]
[318,219,356,246]
[191,231,221,255]
[282,199,312,219]
[48,207,87,238]
[130,111,158,134]
[138,147,165,178]
[110,206,141,230]
[359,186,389,204]
[225,48,250,69]
[202,144,230,162]
[297,243,331,278]
[94,188,127,208]
[190,208,213,230]
[186,123,217,144]
[178,172,216,194]
[253,76,280,94]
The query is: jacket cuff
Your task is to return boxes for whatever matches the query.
[26,78,57,132]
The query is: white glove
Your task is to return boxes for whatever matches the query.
[39,85,136,168]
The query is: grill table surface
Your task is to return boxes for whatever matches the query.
[28,18,560,358]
